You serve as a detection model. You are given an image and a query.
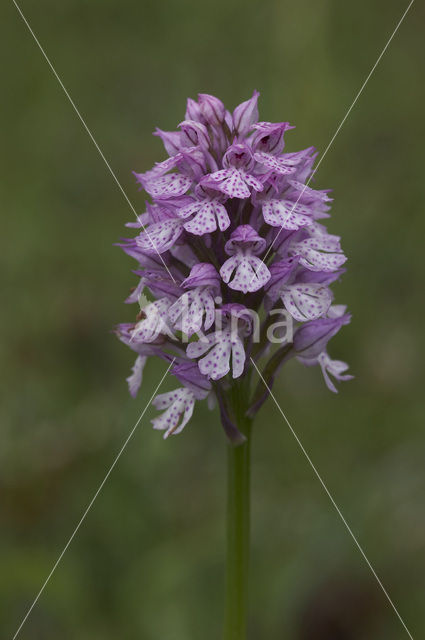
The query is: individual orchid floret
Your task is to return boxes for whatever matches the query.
[260,190,313,230]
[289,233,347,272]
[168,263,220,336]
[151,387,197,438]
[177,184,230,235]
[171,360,212,397]
[178,120,210,150]
[220,225,270,293]
[134,218,184,255]
[251,121,294,155]
[187,326,246,381]
[187,304,251,381]
[204,143,263,199]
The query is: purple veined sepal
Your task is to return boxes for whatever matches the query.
[293,312,351,360]
[185,94,232,156]
[185,97,203,122]
[177,146,209,181]
[250,121,294,155]
[220,225,271,293]
[232,90,260,137]
[178,120,210,150]
[186,94,232,151]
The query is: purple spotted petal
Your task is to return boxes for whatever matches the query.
[143,173,192,199]
[184,201,230,235]
[135,218,184,255]
[281,283,332,322]
[262,199,313,230]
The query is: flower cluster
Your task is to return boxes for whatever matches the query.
[116,92,352,441]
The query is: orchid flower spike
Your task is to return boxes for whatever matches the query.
[117,92,352,442]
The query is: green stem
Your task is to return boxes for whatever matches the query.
[224,387,252,640]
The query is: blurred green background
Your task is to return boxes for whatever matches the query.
[1,0,424,638]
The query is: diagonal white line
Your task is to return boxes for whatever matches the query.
[11,360,175,640]
[250,357,414,639]
[12,0,176,283]
[258,0,414,269]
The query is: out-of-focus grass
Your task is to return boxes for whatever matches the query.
[1,0,424,638]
